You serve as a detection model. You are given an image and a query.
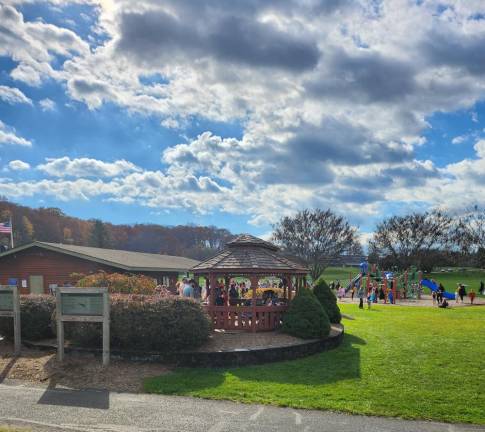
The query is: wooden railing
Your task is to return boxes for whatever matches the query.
[203,305,288,332]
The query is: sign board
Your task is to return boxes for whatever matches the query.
[0,291,13,311]
[61,293,104,316]
[0,285,21,355]
[56,287,110,366]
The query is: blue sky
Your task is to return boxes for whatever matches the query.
[1,0,485,241]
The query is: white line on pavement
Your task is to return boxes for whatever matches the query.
[249,407,264,421]
[293,412,302,425]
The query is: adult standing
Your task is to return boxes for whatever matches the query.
[479,281,484,295]
[357,285,365,309]
[182,279,194,298]
[458,284,466,303]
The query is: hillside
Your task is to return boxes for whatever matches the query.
[0,199,234,260]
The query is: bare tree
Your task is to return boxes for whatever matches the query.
[455,207,485,267]
[272,209,358,280]
[369,210,453,271]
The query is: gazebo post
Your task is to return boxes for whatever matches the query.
[250,275,258,332]
[225,276,230,306]
[288,276,293,302]
[209,273,216,306]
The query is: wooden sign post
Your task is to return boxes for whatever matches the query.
[0,285,21,355]
[56,287,110,366]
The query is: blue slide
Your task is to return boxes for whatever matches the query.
[421,279,455,300]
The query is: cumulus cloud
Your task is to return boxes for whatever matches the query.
[0,85,32,105]
[39,98,56,111]
[2,1,485,225]
[8,160,30,171]
[0,120,32,147]
[37,157,142,178]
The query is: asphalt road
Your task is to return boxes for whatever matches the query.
[0,381,483,432]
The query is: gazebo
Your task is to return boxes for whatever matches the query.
[191,234,308,332]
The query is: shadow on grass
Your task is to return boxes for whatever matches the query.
[145,333,365,394]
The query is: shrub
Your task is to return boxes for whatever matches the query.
[74,271,164,295]
[313,278,342,324]
[0,295,55,341]
[282,288,330,339]
[57,295,211,352]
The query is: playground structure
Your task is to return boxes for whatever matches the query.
[344,263,454,303]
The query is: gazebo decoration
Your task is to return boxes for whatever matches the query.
[191,234,308,332]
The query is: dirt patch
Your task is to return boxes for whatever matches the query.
[0,339,169,393]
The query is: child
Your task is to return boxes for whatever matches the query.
[432,290,436,304]
[469,289,476,305]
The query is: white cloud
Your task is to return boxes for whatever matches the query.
[0,120,32,147]
[37,157,142,178]
[8,160,30,171]
[39,98,56,111]
[0,85,32,105]
[2,2,485,226]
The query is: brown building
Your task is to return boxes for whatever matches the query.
[0,241,199,294]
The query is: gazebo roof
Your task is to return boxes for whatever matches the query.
[191,234,308,274]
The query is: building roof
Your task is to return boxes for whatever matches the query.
[0,241,199,273]
[191,234,308,274]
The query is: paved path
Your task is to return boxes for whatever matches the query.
[0,381,483,432]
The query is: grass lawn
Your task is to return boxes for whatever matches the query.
[320,266,358,285]
[145,304,485,424]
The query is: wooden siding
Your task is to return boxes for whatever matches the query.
[0,246,180,294]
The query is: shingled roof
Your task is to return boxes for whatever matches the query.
[0,241,199,272]
[191,234,307,274]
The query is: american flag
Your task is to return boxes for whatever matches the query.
[0,221,12,234]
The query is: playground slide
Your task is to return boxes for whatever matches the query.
[421,279,455,300]
[346,274,362,292]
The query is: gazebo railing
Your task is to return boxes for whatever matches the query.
[203,305,288,332]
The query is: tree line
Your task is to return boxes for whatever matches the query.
[0,199,233,260]
[272,207,485,279]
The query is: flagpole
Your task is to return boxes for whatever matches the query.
[10,216,14,249]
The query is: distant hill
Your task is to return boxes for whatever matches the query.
[0,199,235,260]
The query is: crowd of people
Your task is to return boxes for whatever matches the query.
[158,277,286,306]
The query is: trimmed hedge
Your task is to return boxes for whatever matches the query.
[57,295,211,353]
[313,279,342,324]
[0,295,55,341]
[282,288,330,339]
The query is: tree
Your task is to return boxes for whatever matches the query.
[313,279,341,324]
[89,219,111,248]
[282,288,330,339]
[455,207,485,267]
[369,210,453,271]
[21,216,35,242]
[272,209,358,280]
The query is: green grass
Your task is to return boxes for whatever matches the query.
[427,269,485,295]
[145,304,485,424]
[320,266,358,285]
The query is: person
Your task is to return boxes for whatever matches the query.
[459,284,467,303]
[192,280,202,299]
[388,289,394,305]
[432,290,437,304]
[469,289,476,305]
[338,286,346,301]
[215,292,224,306]
[182,279,194,298]
[357,285,365,309]
[438,298,449,308]
[379,287,385,303]
[367,290,372,309]
[479,281,484,295]
[351,285,356,301]
[455,288,459,303]
[229,283,239,300]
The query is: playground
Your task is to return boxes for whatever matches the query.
[325,265,485,307]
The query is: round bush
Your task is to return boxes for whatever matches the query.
[57,295,211,352]
[0,295,55,341]
[282,289,330,339]
[313,279,342,324]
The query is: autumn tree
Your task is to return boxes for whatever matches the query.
[272,209,358,280]
[20,216,35,242]
[369,210,454,271]
[89,219,111,248]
